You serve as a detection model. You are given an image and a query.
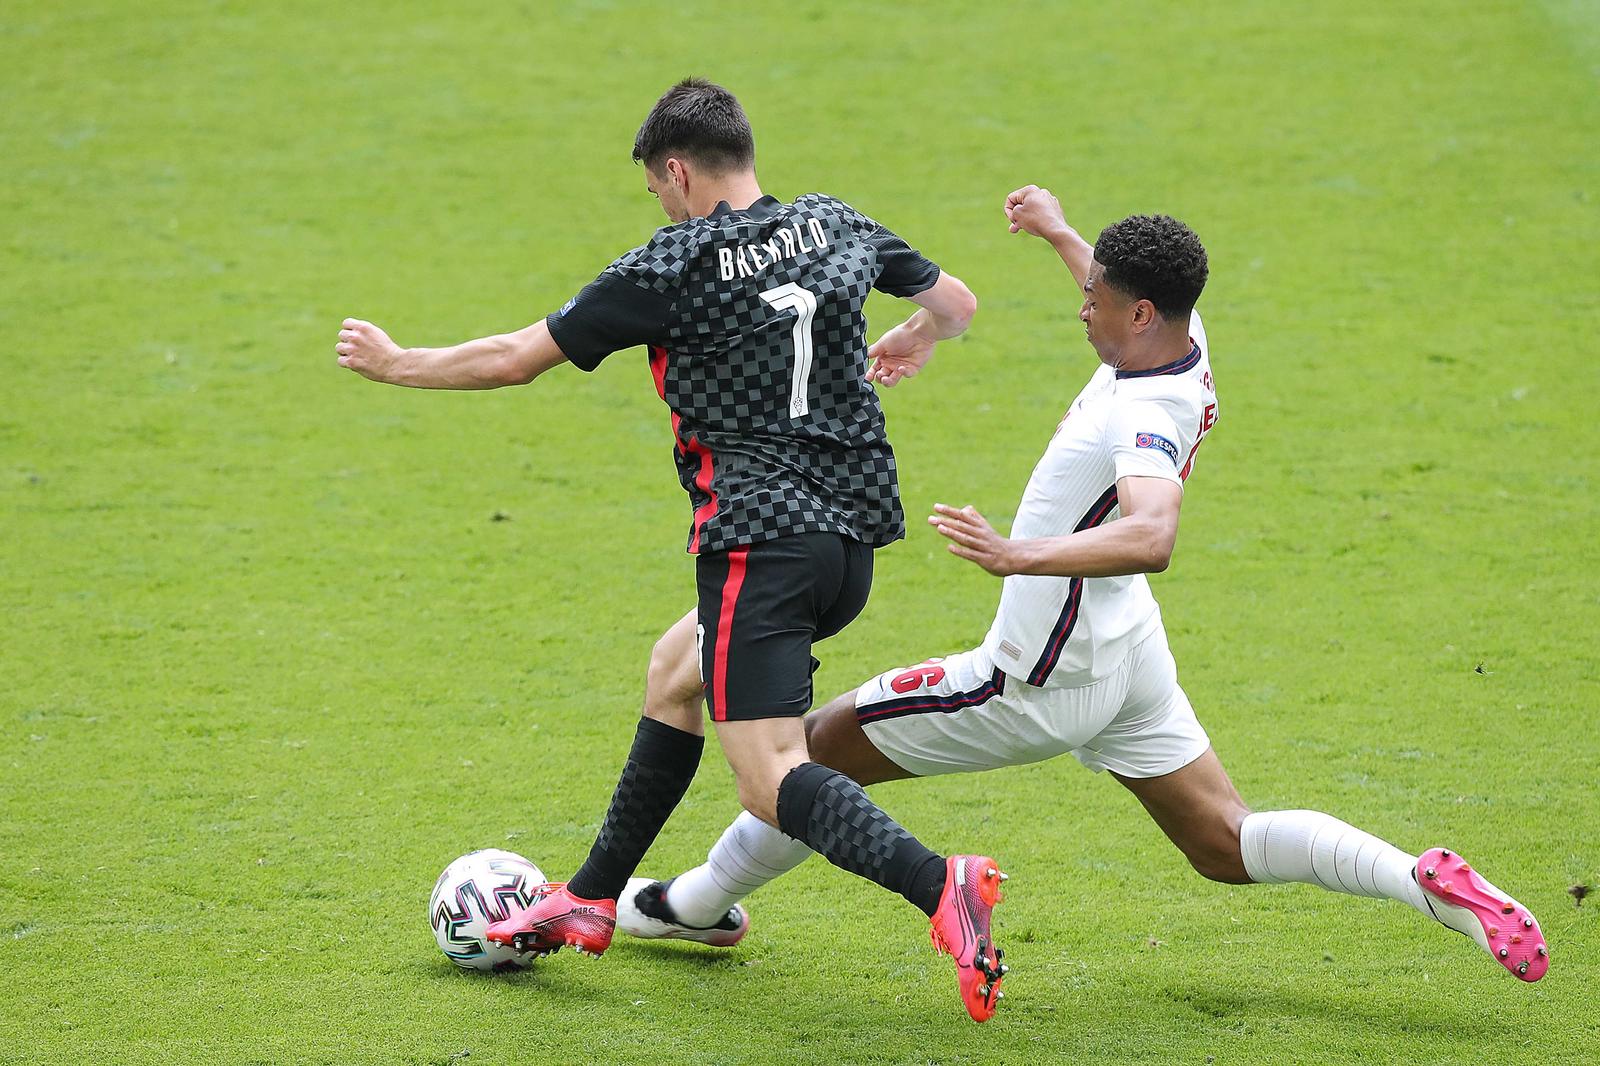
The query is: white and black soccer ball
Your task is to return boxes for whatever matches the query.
[429,848,550,972]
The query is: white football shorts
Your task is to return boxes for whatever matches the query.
[853,627,1209,779]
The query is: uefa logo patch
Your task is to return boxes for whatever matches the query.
[1135,432,1179,465]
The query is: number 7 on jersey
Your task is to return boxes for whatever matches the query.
[760,282,819,418]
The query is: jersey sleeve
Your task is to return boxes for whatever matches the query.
[1105,399,1188,486]
[863,221,941,298]
[546,271,675,371]
[805,195,941,298]
[544,228,694,371]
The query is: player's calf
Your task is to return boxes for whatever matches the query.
[1174,818,1252,884]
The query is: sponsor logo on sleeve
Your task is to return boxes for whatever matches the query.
[1135,432,1180,465]
[558,297,578,317]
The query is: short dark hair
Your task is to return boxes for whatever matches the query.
[632,78,755,173]
[1093,214,1208,321]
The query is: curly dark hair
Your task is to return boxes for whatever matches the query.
[632,78,755,173]
[1093,215,1208,321]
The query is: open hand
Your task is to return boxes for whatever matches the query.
[929,503,1019,576]
[335,319,402,382]
[866,318,936,388]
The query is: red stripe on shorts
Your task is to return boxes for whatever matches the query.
[710,550,749,721]
[686,439,718,553]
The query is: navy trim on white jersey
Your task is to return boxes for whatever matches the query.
[1026,484,1120,686]
[1115,341,1201,380]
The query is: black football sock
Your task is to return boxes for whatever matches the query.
[565,717,704,902]
[775,761,947,917]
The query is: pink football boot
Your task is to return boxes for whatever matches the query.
[485,883,616,958]
[1416,848,1548,981]
[928,855,1009,1022]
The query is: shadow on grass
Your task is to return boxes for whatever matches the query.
[414,937,746,989]
[608,939,751,968]
[416,958,562,987]
[1159,977,1505,1041]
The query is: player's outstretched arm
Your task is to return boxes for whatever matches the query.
[335,317,569,390]
[1005,185,1094,293]
[930,475,1182,578]
[866,273,977,388]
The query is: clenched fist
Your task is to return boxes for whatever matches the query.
[1004,185,1071,244]
[335,319,402,382]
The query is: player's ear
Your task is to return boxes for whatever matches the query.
[1132,299,1158,334]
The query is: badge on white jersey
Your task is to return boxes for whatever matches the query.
[1134,432,1180,466]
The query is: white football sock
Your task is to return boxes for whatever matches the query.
[1239,809,1431,917]
[665,811,813,928]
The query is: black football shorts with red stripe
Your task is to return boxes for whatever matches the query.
[696,532,872,721]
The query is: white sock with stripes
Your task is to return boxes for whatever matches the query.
[1239,809,1431,916]
[665,811,814,928]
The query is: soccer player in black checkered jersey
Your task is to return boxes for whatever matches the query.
[336,79,1011,1020]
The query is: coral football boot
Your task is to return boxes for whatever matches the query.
[928,855,1009,1022]
[485,883,616,958]
[1416,848,1548,982]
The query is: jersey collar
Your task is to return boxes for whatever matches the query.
[708,194,783,221]
[1115,341,1201,380]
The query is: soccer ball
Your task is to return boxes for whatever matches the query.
[429,848,550,972]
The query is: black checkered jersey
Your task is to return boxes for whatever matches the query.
[547,193,941,553]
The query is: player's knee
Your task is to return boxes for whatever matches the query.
[645,627,701,708]
[644,635,676,700]
[732,769,781,826]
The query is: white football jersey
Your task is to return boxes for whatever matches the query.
[982,311,1219,688]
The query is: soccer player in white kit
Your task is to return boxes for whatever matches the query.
[617,185,1549,986]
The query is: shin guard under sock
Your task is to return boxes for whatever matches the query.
[776,761,945,916]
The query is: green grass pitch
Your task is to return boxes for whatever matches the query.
[3,1,1597,1062]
